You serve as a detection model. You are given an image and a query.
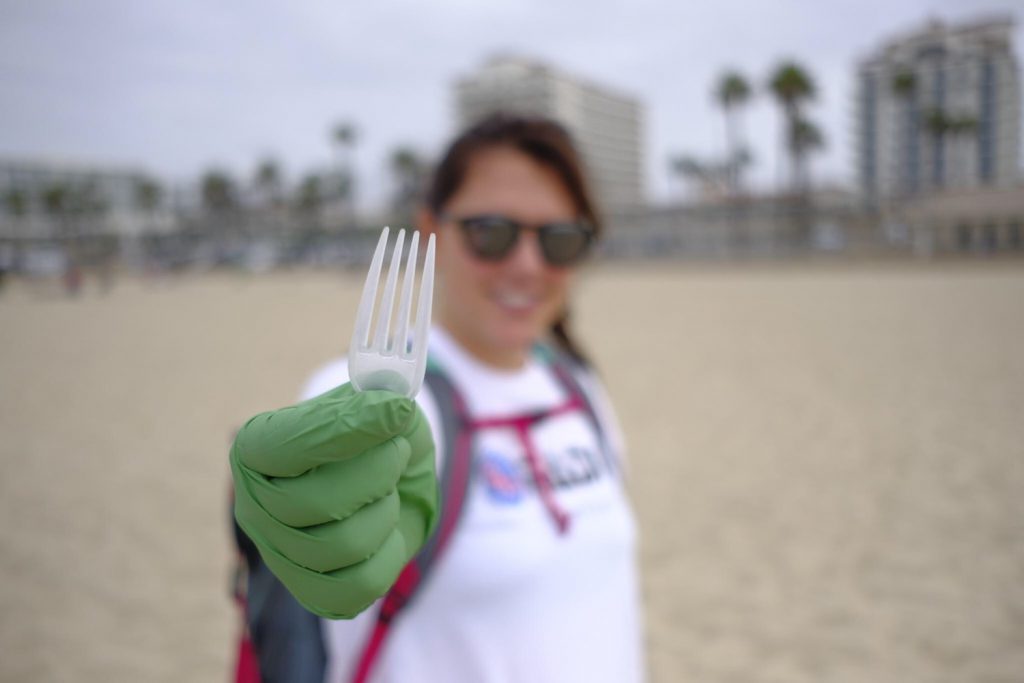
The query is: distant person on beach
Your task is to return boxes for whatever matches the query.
[230,113,645,683]
[63,261,83,296]
[0,244,10,292]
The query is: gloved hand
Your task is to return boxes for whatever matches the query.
[230,383,438,619]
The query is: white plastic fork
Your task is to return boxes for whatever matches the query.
[348,226,436,398]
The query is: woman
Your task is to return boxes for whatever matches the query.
[231,113,644,683]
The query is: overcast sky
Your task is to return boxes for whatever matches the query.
[1,0,1020,210]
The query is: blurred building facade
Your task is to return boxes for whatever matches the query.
[0,158,172,241]
[455,55,645,214]
[901,185,1023,253]
[855,16,1021,204]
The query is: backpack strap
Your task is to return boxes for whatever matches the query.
[351,362,475,683]
[535,344,617,477]
[410,364,475,581]
[351,347,617,682]
[231,481,328,683]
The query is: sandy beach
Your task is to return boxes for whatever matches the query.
[1,261,1022,682]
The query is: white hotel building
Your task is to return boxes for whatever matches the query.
[454,55,645,214]
[855,16,1021,205]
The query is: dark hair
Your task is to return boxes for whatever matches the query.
[425,112,602,365]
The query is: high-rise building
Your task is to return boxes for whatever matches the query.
[855,16,1021,204]
[454,55,645,213]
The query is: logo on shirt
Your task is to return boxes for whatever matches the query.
[478,445,612,505]
[480,450,524,504]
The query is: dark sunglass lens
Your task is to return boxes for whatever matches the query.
[539,223,592,265]
[460,216,520,260]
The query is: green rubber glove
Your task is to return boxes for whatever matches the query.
[230,383,438,619]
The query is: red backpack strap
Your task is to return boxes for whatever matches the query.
[539,344,617,477]
[230,490,262,683]
[231,460,329,683]
[351,362,475,683]
[351,350,615,681]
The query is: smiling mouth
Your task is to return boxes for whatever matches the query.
[493,289,540,313]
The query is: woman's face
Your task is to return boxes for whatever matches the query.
[424,146,580,369]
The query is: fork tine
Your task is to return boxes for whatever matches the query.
[412,233,436,362]
[372,228,405,352]
[353,226,389,350]
[394,230,420,358]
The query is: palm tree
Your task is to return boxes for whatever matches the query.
[134,177,162,212]
[332,122,357,156]
[200,169,238,248]
[124,177,161,268]
[768,62,816,195]
[923,108,980,191]
[252,158,285,235]
[294,174,323,229]
[331,122,358,228]
[389,146,426,222]
[1,188,30,254]
[788,117,826,192]
[891,69,917,96]
[715,71,752,195]
[42,183,70,238]
[4,188,28,220]
[946,114,978,188]
[70,180,109,242]
[923,109,949,190]
[253,158,283,207]
[200,170,236,214]
[133,177,162,233]
[76,180,108,213]
[668,155,706,201]
[891,68,919,197]
[40,183,77,285]
[667,155,735,201]
[44,181,104,269]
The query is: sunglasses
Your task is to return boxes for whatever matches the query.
[442,213,596,266]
